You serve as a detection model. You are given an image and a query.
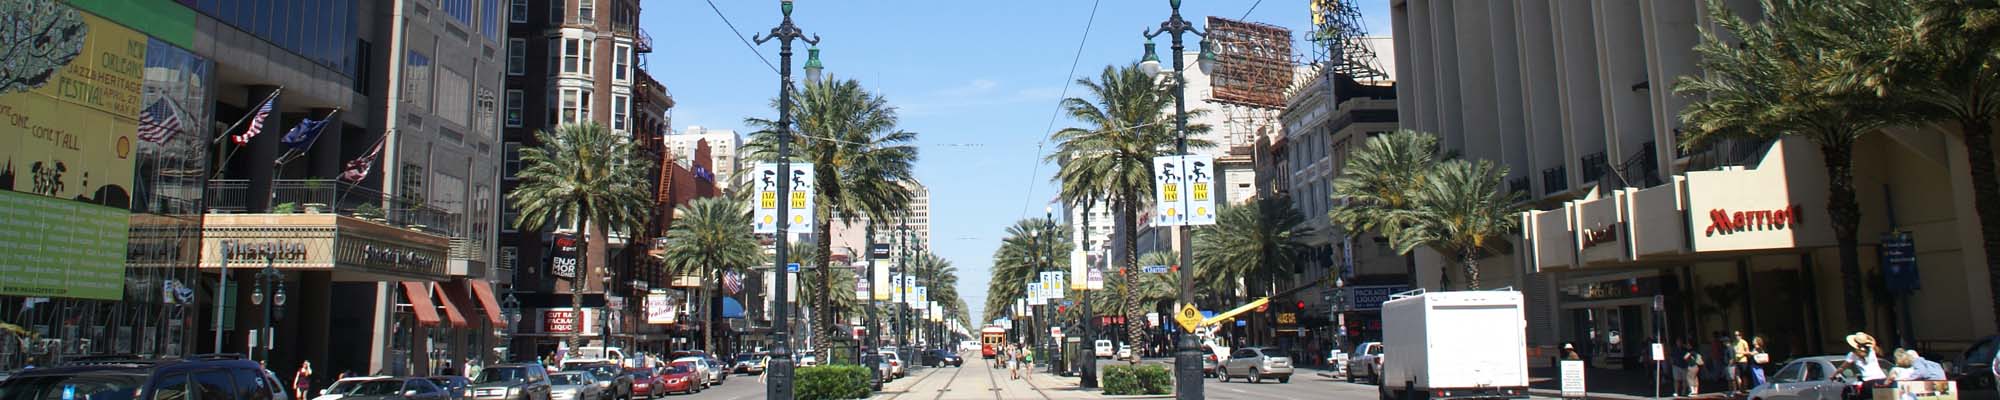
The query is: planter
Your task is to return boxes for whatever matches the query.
[303,203,329,214]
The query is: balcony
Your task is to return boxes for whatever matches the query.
[206,179,465,238]
[1580,151,1609,183]
[634,27,653,54]
[1508,176,1531,197]
[1542,166,1569,195]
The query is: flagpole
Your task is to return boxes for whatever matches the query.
[333,133,389,212]
[208,88,283,180]
[274,108,342,167]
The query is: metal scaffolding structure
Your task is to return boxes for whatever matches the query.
[1309,0,1389,83]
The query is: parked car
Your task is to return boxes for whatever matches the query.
[1748,355,1891,400]
[428,376,472,400]
[547,371,605,400]
[925,349,964,367]
[879,351,907,378]
[656,364,701,395]
[317,376,391,400]
[1219,347,1295,383]
[1954,335,2000,389]
[1118,344,1132,360]
[797,354,819,368]
[340,377,453,400]
[1202,346,1221,378]
[470,363,554,400]
[875,358,897,382]
[1346,342,1384,384]
[1095,340,1116,358]
[0,354,290,400]
[1327,349,1348,376]
[669,359,712,389]
[701,357,729,385]
[625,368,664,399]
[562,363,631,400]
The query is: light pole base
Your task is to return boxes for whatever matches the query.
[1174,333,1204,399]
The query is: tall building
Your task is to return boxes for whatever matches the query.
[828,180,932,263]
[666,126,741,191]
[499,0,676,359]
[1393,0,1995,362]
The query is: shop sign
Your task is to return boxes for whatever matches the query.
[362,244,437,270]
[1703,205,1804,236]
[1580,224,1619,249]
[550,235,579,278]
[221,240,309,262]
[646,291,677,325]
[544,310,580,333]
[1342,285,1409,311]
[1277,313,1297,325]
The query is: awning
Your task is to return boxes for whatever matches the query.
[400,282,441,327]
[721,297,746,318]
[468,279,506,325]
[433,282,469,329]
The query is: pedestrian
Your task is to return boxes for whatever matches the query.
[1840,333,1888,395]
[1682,339,1705,395]
[1670,338,1690,396]
[1749,336,1770,388]
[1563,343,1581,360]
[1731,331,1751,394]
[1009,345,1022,380]
[293,360,313,399]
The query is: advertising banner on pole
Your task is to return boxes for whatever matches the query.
[645,290,676,324]
[1087,268,1104,291]
[914,286,928,309]
[1049,272,1066,299]
[752,162,815,233]
[1027,281,1045,306]
[873,261,891,300]
[891,274,904,303]
[1150,154,1218,227]
[1070,249,1088,290]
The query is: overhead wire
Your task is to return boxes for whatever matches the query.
[1019,0,1103,219]
[703,0,781,75]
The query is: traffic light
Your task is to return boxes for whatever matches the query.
[1296,300,1306,311]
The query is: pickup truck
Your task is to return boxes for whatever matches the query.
[1379,290,1529,400]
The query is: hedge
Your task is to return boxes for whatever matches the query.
[796,365,873,400]
[1102,364,1172,395]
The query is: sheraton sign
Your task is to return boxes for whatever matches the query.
[1704,206,1804,236]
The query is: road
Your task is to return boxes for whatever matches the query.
[656,356,1423,399]
[657,371,767,400]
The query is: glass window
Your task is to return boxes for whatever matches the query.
[1807,361,1831,382]
[577,0,594,24]
[233,368,273,400]
[507,39,526,76]
[548,37,559,73]
[509,0,527,23]
[613,44,630,81]
[194,370,235,400]
[482,0,500,40]
[154,372,191,400]
[581,38,593,73]
[578,90,591,122]
[1772,362,1807,384]
[560,88,581,124]
[563,38,580,73]
[548,0,561,24]
[505,90,524,127]
[611,94,628,131]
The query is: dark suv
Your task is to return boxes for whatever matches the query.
[468,364,552,400]
[0,354,289,400]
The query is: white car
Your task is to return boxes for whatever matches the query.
[1117,344,1132,359]
[1094,340,1115,358]
[1347,342,1384,384]
[879,352,906,377]
[313,376,390,400]
[671,357,716,387]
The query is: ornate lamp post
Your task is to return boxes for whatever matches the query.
[248,253,287,362]
[1042,207,1061,375]
[1140,0,1216,397]
[864,226,883,389]
[500,292,521,362]
[752,1,822,394]
[896,223,911,364]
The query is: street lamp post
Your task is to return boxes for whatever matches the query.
[752,0,820,396]
[248,253,286,362]
[1078,203,1098,388]
[1140,0,1216,398]
[864,225,883,390]
[600,274,613,352]
[896,223,911,364]
[1043,208,1061,375]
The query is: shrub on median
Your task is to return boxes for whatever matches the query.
[797,365,873,400]
[1103,364,1172,395]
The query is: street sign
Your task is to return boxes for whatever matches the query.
[787,263,800,273]
[1051,327,1063,337]
[1140,265,1170,274]
[1560,360,1587,398]
[752,162,815,233]
[1882,232,1920,294]
[1174,304,1202,332]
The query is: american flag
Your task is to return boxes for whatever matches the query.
[339,136,387,182]
[723,271,743,295]
[137,98,182,144]
[232,98,275,146]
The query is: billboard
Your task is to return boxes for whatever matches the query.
[1204,17,1293,109]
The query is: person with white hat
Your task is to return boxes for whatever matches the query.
[1840,332,1888,397]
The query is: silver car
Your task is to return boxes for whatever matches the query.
[1748,355,1888,400]
[1220,347,1295,383]
[1347,342,1384,384]
[546,372,604,400]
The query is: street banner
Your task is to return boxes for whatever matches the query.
[903,275,916,305]
[1070,248,1088,290]
[1027,282,1045,306]
[855,279,869,300]
[872,260,891,300]
[1087,268,1104,291]
[550,234,580,278]
[915,286,928,309]
[645,290,676,325]
[891,274,904,303]
[752,162,815,233]
[1049,272,1066,299]
[1150,154,1217,227]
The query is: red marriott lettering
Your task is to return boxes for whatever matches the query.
[1705,205,1804,236]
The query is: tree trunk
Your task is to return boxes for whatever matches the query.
[1821,141,1868,332]
[1120,194,1145,363]
[1463,249,1481,290]
[703,269,716,355]
[816,217,835,362]
[571,222,591,355]
[1961,118,2000,335]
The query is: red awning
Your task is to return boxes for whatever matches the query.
[432,282,469,329]
[400,282,441,327]
[468,279,506,325]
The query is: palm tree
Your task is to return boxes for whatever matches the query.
[745,77,920,361]
[655,196,762,354]
[1396,160,1522,290]
[507,122,656,350]
[1837,0,2000,327]
[1048,63,1211,360]
[1676,0,1902,330]
[1194,198,1313,300]
[1329,130,1438,264]
[985,218,1070,311]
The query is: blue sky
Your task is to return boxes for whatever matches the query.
[644,0,1392,322]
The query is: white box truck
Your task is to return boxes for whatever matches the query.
[1378,290,1529,400]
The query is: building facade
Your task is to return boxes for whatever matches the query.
[1392,0,1998,366]
[1277,63,1401,349]
[667,126,741,192]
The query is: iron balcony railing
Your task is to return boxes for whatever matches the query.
[206,179,465,238]
[1542,166,1568,195]
[1580,151,1609,183]
[1508,176,1531,197]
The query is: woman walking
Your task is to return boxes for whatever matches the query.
[1749,337,1770,388]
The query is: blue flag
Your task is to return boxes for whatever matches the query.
[280,118,329,151]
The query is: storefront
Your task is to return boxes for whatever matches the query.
[1522,135,1996,366]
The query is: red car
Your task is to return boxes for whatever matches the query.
[657,363,702,395]
[628,368,667,398]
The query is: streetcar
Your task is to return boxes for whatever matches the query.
[980,326,1007,359]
